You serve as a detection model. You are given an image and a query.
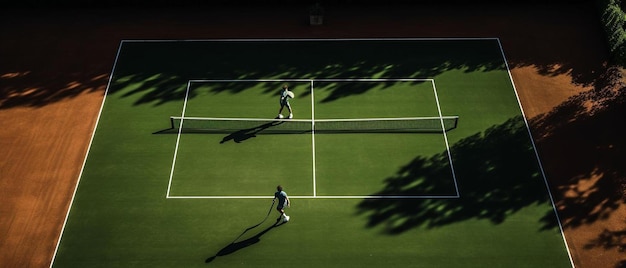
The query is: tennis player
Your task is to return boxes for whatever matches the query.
[274,185,290,223]
[277,84,293,119]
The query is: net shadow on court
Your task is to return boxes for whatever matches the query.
[152,116,459,138]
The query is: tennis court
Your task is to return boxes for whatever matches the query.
[51,39,574,267]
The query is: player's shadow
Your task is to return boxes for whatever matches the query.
[219,121,284,144]
[205,220,285,264]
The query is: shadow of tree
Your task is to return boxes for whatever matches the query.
[356,64,626,265]
[0,69,109,109]
[584,227,626,257]
[529,66,626,266]
[103,39,507,106]
[535,67,626,215]
[357,115,557,234]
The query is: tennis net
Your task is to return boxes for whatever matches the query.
[168,116,458,134]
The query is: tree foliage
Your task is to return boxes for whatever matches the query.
[599,0,626,66]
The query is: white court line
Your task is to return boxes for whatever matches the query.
[496,39,574,267]
[314,78,432,82]
[122,37,499,43]
[189,79,312,83]
[165,80,192,198]
[49,41,125,268]
[310,80,317,197]
[168,78,460,199]
[190,78,433,83]
[430,80,461,197]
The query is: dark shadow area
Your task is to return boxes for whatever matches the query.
[355,63,625,267]
[357,115,558,234]
[584,227,626,256]
[153,116,459,135]
[106,39,507,107]
[528,66,626,266]
[4,0,593,8]
[152,119,287,136]
[205,220,285,264]
[219,121,284,143]
[1,9,120,110]
[1,3,608,110]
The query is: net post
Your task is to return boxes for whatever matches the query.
[170,116,183,130]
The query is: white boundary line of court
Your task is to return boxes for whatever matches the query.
[166,78,461,199]
[49,41,125,268]
[310,80,316,197]
[120,37,499,43]
[496,39,574,267]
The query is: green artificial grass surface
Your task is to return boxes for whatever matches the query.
[52,39,572,268]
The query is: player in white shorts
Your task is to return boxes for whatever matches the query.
[273,185,291,223]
